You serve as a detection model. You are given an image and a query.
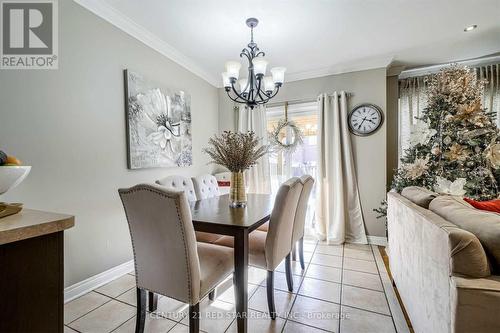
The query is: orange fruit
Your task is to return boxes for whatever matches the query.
[6,156,21,166]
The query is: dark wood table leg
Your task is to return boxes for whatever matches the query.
[234,229,249,333]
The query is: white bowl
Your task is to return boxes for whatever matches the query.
[0,166,31,195]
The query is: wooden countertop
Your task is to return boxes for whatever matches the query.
[0,209,74,245]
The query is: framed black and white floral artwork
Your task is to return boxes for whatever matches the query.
[124,69,192,169]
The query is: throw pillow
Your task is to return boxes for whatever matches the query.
[463,197,500,214]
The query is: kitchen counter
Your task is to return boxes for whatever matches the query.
[0,208,75,332]
[0,208,74,245]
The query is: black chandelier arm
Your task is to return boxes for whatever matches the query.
[240,49,252,62]
[255,51,265,57]
[255,78,268,102]
[255,87,272,105]
[226,88,249,104]
[256,87,280,105]
[226,91,246,104]
[256,91,270,104]
[255,81,280,101]
[261,85,281,101]
[229,81,249,101]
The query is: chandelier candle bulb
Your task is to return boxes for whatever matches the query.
[225,61,241,80]
[271,67,286,85]
[221,72,231,88]
[263,76,275,93]
[252,57,268,76]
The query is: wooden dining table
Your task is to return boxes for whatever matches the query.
[190,193,273,333]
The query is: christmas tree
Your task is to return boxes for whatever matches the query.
[391,65,500,200]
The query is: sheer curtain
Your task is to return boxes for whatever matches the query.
[477,64,500,126]
[237,105,271,194]
[399,76,430,157]
[316,92,367,244]
[399,63,500,160]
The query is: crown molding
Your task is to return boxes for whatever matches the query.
[283,56,393,84]
[73,0,220,87]
[214,57,393,88]
[74,0,393,88]
[399,54,500,79]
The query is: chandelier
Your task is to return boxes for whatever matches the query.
[222,18,286,109]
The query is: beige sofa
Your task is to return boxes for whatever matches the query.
[387,189,500,333]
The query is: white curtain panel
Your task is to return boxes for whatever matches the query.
[237,105,272,194]
[316,92,367,244]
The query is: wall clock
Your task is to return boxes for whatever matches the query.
[348,104,384,136]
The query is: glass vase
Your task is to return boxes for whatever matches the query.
[229,171,247,208]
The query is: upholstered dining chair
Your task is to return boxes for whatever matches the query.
[289,175,315,269]
[156,175,197,201]
[258,174,315,269]
[214,178,303,319]
[192,174,220,199]
[156,175,223,244]
[118,184,234,333]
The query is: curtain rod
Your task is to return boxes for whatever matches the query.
[264,92,353,108]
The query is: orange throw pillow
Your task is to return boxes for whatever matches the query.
[464,197,500,213]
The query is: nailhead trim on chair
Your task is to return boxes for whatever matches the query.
[119,185,196,304]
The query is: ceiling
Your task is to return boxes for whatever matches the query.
[78,0,500,86]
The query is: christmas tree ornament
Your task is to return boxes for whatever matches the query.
[434,177,467,196]
[409,121,437,146]
[403,156,430,180]
[444,143,470,161]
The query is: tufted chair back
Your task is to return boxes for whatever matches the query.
[192,174,220,200]
[292,175,315,244]
[118,184,201,304]
[265,177,303,270]
[156,175,197,202]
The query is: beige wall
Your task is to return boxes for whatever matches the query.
[219,68,388,237]
[0,0,219,286]
[386,75,399,188]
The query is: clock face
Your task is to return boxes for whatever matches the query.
[348,104,383,136]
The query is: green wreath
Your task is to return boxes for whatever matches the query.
[268,119,304,154]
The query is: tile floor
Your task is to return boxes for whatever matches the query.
[64,238,409,333]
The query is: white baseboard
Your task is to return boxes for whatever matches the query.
[367,235,388,246]
[64,260,134,303]
[64,235,387,303]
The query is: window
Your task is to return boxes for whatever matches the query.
[266,101,318,234]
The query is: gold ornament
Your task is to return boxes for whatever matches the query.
[455,102,481,121]
[403,156,429,180]
[444,143,470,162]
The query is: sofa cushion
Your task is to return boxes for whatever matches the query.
[401,186,438,209]
[445,227,491,277]
[430,195,500,272]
